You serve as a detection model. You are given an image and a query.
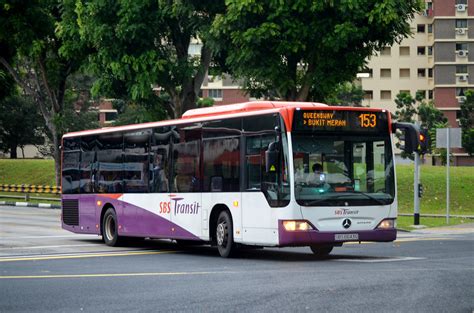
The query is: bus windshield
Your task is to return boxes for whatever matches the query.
[292,134,395,206]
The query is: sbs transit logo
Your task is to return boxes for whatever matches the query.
[159,195,200,215]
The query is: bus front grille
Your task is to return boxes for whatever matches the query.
[62,199,79,226]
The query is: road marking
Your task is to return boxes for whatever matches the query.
[0,250,178,262]
[0,271,234,280]
[1,235,98,239]
[333,256,425,263]
[394,237,454,243]
[0,244,98,251]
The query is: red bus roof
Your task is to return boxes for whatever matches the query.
[63,101,390,138]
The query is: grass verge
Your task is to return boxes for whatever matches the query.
[396,215,472,231]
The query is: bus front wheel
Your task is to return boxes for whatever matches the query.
[216,210,235,258]
[309,245,333,257]
[102,208,121,246]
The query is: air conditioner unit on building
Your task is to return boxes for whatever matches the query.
[456,4,466,12]
[457,50,469,57]
[458,96,466,103]
[456,28,466,35]
[458,74,469,82]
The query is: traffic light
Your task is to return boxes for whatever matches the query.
[418,183,424,198]
[418,128,430,154]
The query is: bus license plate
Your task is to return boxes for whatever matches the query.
[335,233,359,241]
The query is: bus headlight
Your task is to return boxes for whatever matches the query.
[282,220,314,231]
[377,219,396,229]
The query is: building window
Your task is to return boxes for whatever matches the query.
[417,90,427,99]
[428,90,434,100]
[380,90,392,100]
[456,0,467,4]
[380,47,391,56]
[208,89,223,99]
[428,46,433,56]
[417,46,426,55]
[380,68,391,78]
[427,24,433,34]
[418,68,426,78]
[456,65,468,74]
[428,68,433,78]
[399,46,410,56]
[417,24,425,33]
[456,43,468,51]
[400,68,410,78]
[105,112,118,122]
[456,87,467,96]
[364,90,373,100]
[456,19,468,29]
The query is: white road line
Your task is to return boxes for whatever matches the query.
[333,256,425,263]
[0,235,99,239]
[0,244,99,251]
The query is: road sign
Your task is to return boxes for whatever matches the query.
[436,128,462,148]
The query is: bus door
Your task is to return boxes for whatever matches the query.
[169,125,202,240]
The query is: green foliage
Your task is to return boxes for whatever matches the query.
[459,90,474,155]
[211,0,420,101]
[394,92,417,123]
[324,82,364,107]
[0,95,45,158]
[112,96,167,126]
[394,91,448,158]
[197,97,214,108]
[64,0,225,118]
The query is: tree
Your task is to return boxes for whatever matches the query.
[0,95,45,158]
[394,91,448,158]
[459,90,474,155]
[0,0,89,184]
[64,0,225,118]
[394,92,417,124]
[324,82,364,107]
[211,0,421,101]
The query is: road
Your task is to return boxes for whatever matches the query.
[0,205,473,313]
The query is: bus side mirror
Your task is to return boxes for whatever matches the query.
[265,142,279,173]
[392,122,420,154]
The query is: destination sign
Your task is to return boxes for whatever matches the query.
[293,110,389,133]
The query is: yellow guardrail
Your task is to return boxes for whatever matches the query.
[0,184,61,195]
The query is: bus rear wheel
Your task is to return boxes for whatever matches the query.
[103,208,121,246]
[216,211,235,258]
[309,245,333,257]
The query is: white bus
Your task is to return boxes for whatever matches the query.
[61,101,418,257]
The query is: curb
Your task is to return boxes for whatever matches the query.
[0,200,60,209]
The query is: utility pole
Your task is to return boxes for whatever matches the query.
[413,121,421,225]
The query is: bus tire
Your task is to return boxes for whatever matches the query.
[102,208,121,246]
[216,210,235,258]
[309,245,333,257]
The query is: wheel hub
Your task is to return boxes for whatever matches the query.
[216,223,225,246]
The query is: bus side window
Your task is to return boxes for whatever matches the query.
[80,135,98,193]
[151,126,175,193]
[172,124,201,193]
[245,135,276,190]
[123,130,150,193]
[97,133,123,193]
[203,137,240,192]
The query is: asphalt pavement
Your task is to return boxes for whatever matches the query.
[0,205,473,313]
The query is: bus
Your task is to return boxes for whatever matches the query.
[61,101,418,257]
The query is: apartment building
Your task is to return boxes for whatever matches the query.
[359,0,473,165]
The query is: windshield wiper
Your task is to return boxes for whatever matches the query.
[303,194,349,206]
[350,191,388,205]
[301,192,389,206]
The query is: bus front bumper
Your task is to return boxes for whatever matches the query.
[278,220,397,247]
